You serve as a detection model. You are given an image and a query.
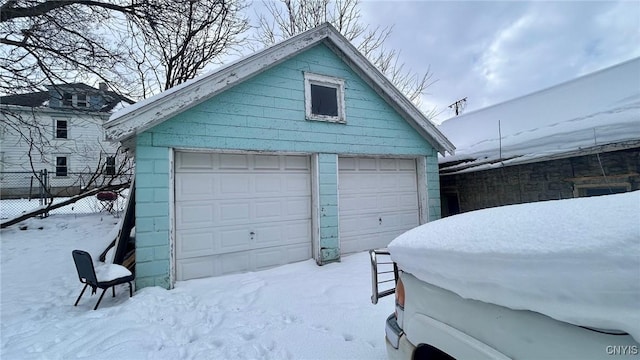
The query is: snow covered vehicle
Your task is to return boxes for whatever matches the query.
[370,191,640,360]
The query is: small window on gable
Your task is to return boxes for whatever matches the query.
[55,120,68,139]
[304,72,345,123]
[105,156,116,176]
[56,156,68,177]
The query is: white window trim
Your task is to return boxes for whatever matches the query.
[61,93,90,108]
[54,155,69,177]
[53,118,69,140]
[304,72,346,123]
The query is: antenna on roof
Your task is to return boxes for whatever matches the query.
[498,120,503,165]
[448,97,467,116]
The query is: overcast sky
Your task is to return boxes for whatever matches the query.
[357,1,640,123]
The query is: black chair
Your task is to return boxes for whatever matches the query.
[72,250,134,310]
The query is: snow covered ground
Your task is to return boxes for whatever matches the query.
[1,214,392,360]
[389,191,640,342]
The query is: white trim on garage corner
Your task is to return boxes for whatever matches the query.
[169,147,176,288]
[311,154,321,264]
[416,156,429,225]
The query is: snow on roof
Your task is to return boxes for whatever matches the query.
[104,23,454,155]
[388,191,640,341]
[438,58,640,174]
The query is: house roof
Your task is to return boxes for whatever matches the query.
[104,23,455,156]
[438,57,640,174]
[0,91,49,107]
[0,83,134,112]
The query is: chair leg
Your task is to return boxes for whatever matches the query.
[93,288,108,310]
[112,286,116,297]
[128,282,133,297]
[74,284,89,306]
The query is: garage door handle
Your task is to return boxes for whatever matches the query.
[250,231,255,235]
[378,217,382,224]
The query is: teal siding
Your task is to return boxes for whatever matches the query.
[134,43,441,289]
[134,140,171,289]
[317,154,339,263]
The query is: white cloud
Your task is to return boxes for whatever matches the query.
[359,1,640,123]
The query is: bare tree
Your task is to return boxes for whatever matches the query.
[1,0,250,97]
[0,1,249,223]
[254,0,435,106]
[0,0,146,97]
[126,0,250,97]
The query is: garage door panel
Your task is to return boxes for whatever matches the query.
[220,174,251,195]
[358,158,377,170]
[285,197,312,217]
[398,159,416,170]
[379,158,398,170]
[255,174,283,193]
[255,243,310,270]
[176,152,312,281]
[179,258,215,280]
[177,231,216,258]
[177,240,312,280]
[338,157,419,254]
[219,202,251,222]
[285,155,310,170]
[255,200,283,219]
[176,174,216,200]
[218,154,250,169]
[340,194,377,213]
[286,174,312,192]
[176,203,215,228]
[340,216,379,236]
[254,154,280,169]
[176,152,214,170]
[338,157,356,170]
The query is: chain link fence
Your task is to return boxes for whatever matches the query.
[0,170,132,220]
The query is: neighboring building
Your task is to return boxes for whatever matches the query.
[438,58,640,217]
[0,83,134,198]
[105,23,455,289]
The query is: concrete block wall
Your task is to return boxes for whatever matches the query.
[441,148,640,214]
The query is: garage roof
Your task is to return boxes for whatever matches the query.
[104,23,455,156]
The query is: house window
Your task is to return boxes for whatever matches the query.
[304,72,345,123]
[105,156,116,175]
[76,93,88,108]
[55,120,68,139]
[62,92,73,107]
[576,185,629,197]
[56,156,68,177]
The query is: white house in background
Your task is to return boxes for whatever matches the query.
[0,83,134,198]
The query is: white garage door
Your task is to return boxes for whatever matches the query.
[338,157,419,254]
[175,152,312,280]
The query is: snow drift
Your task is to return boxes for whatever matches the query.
[389,191,640,341]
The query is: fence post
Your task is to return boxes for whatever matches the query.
[39,169,50,218]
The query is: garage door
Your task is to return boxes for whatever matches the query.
[175,152,311,280]
[338,157,419,254]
